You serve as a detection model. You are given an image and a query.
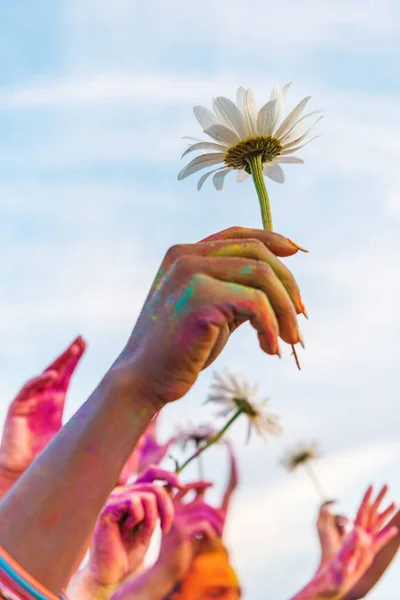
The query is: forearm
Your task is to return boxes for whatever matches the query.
[111,563,175,600]
[0,366,157,594]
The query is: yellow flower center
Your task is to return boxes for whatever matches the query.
[234,397,257,417]
[224,136,282,171]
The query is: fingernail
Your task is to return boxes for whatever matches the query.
[297,328,305,349]
[276,343,282,358]
[299,296,309,319]
[287,238,309,253]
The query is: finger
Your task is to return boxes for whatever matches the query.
[354,485,373,529]
[374,525,398,554]
[184,521,219,543]
[45,336,86,382]
[369,485,388,523]
[174,481,214,504]
[126,493,158,535]
[199,226,308,257]
[335,515,350,536]
[131,484,175,533]
[168,238,303,316]
[186,274,280,356]
[101,499,132,525]
[184,506,224,538]
[136,466,182,489]
[15,370,58,400]
[374,503,397,533]
[172,255,299,345]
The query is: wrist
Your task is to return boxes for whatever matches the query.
[67,567,118,600]
[112,563,176,600]
[107,358,164,415]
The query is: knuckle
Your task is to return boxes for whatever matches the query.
[170,255,197,278]
[223,225,246,236]
[246,238,268,254]
[252,260,274,279]
[165,244,186,263]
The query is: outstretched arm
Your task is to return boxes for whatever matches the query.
[0,227,303,594]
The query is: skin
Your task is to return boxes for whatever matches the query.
[220,440,238,528]
[68,468,182,600]
[0,226,303,593]
[291,486,398,600]
[0,336,86,495]
[111,482,224,600]
[316,487,400,600]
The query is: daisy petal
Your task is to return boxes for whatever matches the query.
[269,85,285,130]
[280,135,320,155]
[264,163,285,183]
[181,141,228,159]
[204,124,240,145]
[237,169,250,183]
[236,86,246,114]
[213,97,248,139]
[197,166,227,191]
[213,168,232,190]
[182,136,204,142]
[178,153,226,180]
[281,109,324,143]
[273,156,304,164]
[193,105,219,130]
[257,99,277,136]
[244,89,258,136]
[282,82,292,99]
[282,117,323,150]
[274,96,311,139]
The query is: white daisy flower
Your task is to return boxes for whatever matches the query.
[174,422,217,450]
[178,83,322,195]
[281,442,320,471]
[205,369,282,442]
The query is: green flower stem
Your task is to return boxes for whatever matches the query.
[247,153,301,370]
[246,153,273,231]
[176,410,243,474]
[304,461,326,501]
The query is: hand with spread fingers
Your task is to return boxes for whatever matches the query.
[68,469,181,600]
[0,336,86,489]
[110,481,224,600]
[292,485,398,600]
[117,226,306,410]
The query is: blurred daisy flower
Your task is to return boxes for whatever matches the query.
[281,442,326,500]
[174,423,217,450]
[206,370,282,443]
[177,370,281,474]
[178,83,322,230]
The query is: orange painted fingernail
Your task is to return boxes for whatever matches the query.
[299,296,309,319]
[287,238,309,253]
[297,328,305,349]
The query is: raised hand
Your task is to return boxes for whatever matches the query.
[0,336,86,479]
[116,226,305,410]
[292,485,398,600]
[154,481,224,584]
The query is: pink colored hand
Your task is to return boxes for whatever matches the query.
[0,336,86,477]
[89,471,181,588]
[154,481,224,584]
[293,486,397,600]
[118,415,174,485]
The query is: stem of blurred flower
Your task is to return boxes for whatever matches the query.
[246,154,273,231]
[304,461,326,501]
[176,410,243,474]
[195,441,205,480]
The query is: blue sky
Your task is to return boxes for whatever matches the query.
[1,1,400,598]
